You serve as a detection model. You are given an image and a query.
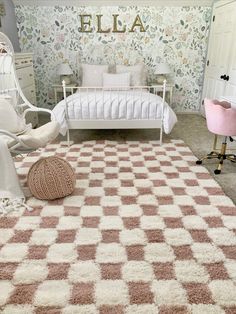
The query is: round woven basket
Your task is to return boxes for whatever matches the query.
[27,156,76,200]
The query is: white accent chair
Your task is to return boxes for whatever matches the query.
[0,32,60,155]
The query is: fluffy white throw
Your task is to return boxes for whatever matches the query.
[0,137,31,215]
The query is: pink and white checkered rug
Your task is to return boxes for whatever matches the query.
[1,140,236,314]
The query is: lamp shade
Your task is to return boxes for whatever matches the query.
[57,62,73,76]
[155,63,171,75]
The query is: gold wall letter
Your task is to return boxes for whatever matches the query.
[97,15,111,33]
[112,14,126,33]
[80,14,92,33]
[130,15,146,33]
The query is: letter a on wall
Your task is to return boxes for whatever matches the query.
[130,15,146,32]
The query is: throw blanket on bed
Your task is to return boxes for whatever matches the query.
[0,138,31,215]
[53,91,177,136]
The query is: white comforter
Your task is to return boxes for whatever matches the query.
[53,90,177,136]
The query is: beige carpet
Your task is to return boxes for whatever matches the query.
[0,140,236,313]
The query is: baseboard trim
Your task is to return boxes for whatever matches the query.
[175,111,202,115]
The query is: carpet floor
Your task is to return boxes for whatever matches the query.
[0,140,236,313]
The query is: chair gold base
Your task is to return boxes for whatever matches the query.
[196,136,236,174]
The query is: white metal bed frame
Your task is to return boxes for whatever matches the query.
[62,80,167,146]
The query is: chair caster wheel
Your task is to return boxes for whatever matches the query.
[214,169,221,175]
[196,160,202,165]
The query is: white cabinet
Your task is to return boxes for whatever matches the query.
[201,0,236,115]
[15,52,38,127]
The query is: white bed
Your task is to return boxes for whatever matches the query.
[53,84,177,145]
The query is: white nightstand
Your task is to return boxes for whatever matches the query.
[15,53,38,127]
[53,83,77,104]
[149,83,174,105]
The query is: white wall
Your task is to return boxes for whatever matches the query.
[1,0,20,52]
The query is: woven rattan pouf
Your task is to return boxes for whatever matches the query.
[27,156,76,200]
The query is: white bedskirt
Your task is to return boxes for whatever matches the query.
[53,90,177,136]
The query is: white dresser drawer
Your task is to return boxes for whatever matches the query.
[23,85,36,105]
[15,53,38,128]
[15,57,33,69]
[16,66,34,89]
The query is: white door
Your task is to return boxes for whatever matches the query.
[200,1,236,114]
[225,5,236,96]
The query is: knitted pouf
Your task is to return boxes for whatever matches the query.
[27,156,76,200]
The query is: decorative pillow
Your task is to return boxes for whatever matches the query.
[82,64,109,87]
[103,72,130,90]
[0,95,27,134]
[116,64,146,86]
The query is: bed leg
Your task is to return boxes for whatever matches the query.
[160,127,163,145]
[67,129,70,147]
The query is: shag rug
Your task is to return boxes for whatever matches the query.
[0,140,236,314]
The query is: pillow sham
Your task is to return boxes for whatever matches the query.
[116,63,146,86]
[81,64,109,87]
[103,72,131,90]
[0,95,27,134]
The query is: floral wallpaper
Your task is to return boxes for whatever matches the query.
[15,5,211,112]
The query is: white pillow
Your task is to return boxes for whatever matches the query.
[82,64,109,87]
[103,72,130,90]
[116,64,146,86]
[0,95,27,134]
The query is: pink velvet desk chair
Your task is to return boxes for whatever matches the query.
[196,98,236,174]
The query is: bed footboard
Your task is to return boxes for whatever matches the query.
[62,81,166,146]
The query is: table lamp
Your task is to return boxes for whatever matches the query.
[155,63,171,84]
[57,61,73,84]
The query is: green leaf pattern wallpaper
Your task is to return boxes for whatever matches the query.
[15,5,211,111]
